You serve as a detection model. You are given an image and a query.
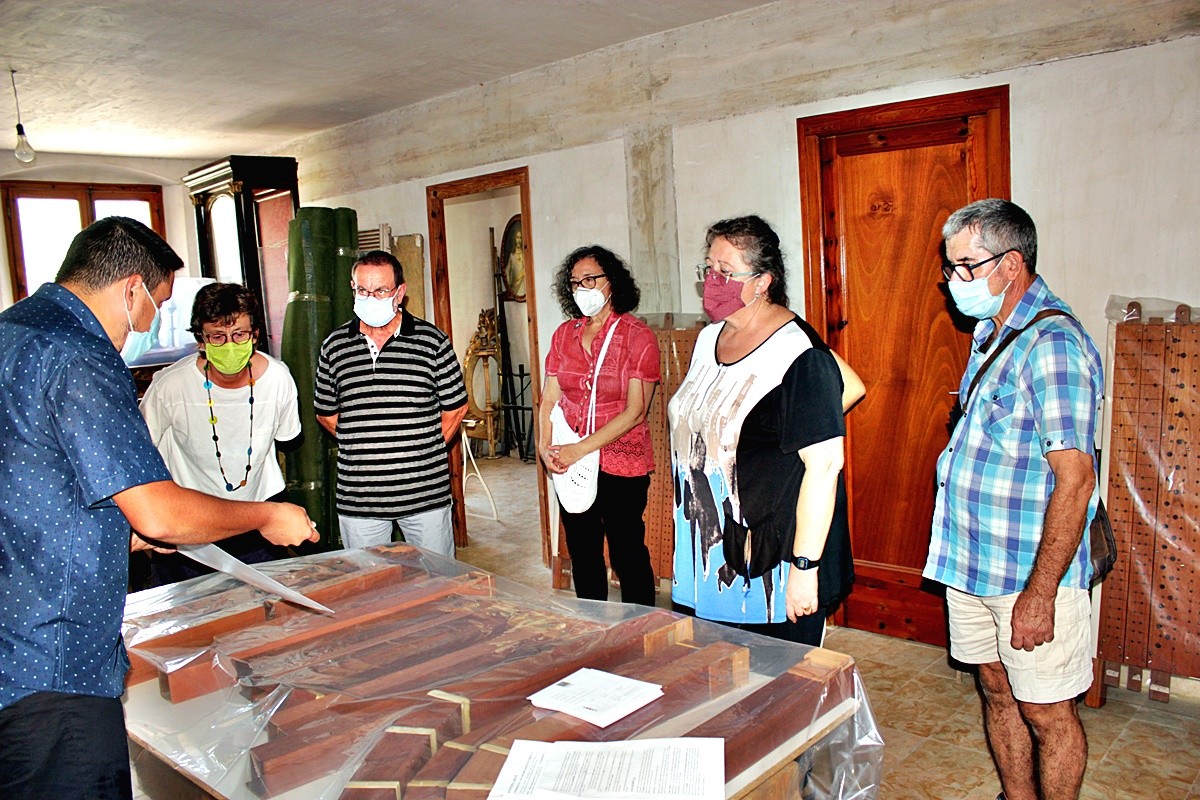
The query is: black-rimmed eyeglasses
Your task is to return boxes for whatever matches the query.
[941,249,1014,282]
[202,330,253,346]
[568,273,606,290]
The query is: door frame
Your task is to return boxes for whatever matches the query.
[797,86,1010,641]
[799,86,1010,341]
[426,167,548,553]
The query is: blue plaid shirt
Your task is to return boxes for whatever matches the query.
[925,277,1103,596]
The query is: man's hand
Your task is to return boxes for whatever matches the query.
[258,503,321,547]
[785,566,820,623]
[1010,588,1056,651]
[129,531,175,554]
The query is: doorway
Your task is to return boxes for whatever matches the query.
[798,87,1010,645]
[426,167,548,558]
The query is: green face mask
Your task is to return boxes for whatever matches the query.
[204,339,255,375]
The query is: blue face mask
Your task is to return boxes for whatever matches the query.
[120,283,162,365]
[948,272,1011,320]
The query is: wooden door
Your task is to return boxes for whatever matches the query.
[798,87,1010,645]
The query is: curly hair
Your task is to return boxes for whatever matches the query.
[189,282,265,342]
[553,245,641,318]
[704,215,788,308]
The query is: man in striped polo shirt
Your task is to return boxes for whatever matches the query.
[315,250,467,557]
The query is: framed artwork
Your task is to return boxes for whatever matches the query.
[499,214,526,302]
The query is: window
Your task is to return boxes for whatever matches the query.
[2,180,166,301]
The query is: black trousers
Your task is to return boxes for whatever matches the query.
[0,691,132,800]
[561,471,656,606]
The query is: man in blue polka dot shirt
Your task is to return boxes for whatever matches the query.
[0,217,320,800]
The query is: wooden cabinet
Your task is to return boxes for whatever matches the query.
[183,155,299,355]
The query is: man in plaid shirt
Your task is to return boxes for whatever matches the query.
[925,199,1103,800]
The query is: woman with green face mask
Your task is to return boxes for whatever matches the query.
[138,283,305,586]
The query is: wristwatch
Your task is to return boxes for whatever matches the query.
[788,555,821,570]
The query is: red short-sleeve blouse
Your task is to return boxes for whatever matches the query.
[544,312,661,476]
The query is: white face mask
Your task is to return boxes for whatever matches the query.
[573,287,608,317]
[354,294,398,328]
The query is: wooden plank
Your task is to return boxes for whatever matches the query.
[126,562,419,686]
[158,573,495,702]
[1150,323,1199,678]
[683,648,856,783]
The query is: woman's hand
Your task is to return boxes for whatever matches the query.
[555,442,589,467]
[785,565,820,622]
[539,443,568,474]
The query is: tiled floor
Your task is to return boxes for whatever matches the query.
[459,454,1200,800]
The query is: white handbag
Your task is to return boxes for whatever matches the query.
[550,319,619,514]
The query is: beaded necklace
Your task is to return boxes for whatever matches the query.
[203,361,255,492]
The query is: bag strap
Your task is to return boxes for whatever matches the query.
[962,309,1071,411]
[585,317,621,436]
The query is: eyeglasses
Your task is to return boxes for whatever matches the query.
[354,285,399,300]
[696,262,756,285]
[568,273,606,291]
[202,330,253,346]
[941,249,1013,282]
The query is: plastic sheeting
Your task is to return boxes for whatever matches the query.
[1095,295,1200,686]
[124,544,882,799]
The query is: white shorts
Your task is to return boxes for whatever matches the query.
[946,585,1092,704]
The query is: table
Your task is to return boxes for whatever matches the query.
[123,544,882,799]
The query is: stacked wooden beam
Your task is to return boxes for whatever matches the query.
[124,543,862,799]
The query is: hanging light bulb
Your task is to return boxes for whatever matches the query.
[10,70,36,163]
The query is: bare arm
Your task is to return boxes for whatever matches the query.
[441,403,468,442]
[1010,447,1095,651]
[785,436,845,622]
[554,378,654,467]
[117,480,320,548]
[537,376,567,474]
[316,413,338,436]
[832,352,866,412]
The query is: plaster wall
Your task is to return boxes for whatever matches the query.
[671,36,1200,343]
[0,152,206,308]
[310,139,630,384]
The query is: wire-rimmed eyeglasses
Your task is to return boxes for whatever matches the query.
[696,262,756,285]
[353,285,399,300]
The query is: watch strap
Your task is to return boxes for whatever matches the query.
[789,555,821,570]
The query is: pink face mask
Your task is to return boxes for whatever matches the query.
[703,271,754,321]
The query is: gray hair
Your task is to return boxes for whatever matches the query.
[942,199,1038,273]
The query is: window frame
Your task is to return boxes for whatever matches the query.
[1,180,167,301]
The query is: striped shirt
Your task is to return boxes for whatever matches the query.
[925,277,1104,596]
[314,313,467,518]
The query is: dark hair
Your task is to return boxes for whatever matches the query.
[352,249,405,287]
[942,199,1038,273]
[704,215,788,307]
[54,216,182,292]
[554,245,641,317]
[189,283,264,342]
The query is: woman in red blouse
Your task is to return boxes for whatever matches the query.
[538,246,661,606]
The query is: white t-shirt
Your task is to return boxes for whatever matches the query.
[140,352,301,501]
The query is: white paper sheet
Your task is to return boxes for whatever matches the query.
[489,738,724,800]
[527,668,662,728]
